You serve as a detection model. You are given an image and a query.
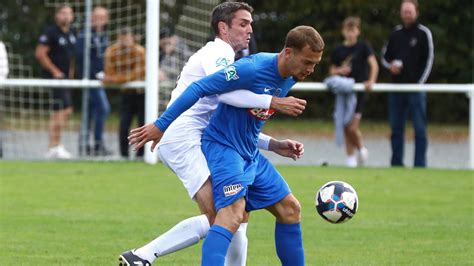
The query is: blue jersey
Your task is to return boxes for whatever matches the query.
[155,53,296,160]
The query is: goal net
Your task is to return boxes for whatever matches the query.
[0,0,218,160]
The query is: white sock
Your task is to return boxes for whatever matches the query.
[225,223,248,266]
[134,214,210,263]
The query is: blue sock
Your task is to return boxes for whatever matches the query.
[201,225,234,266]
[275,222,305,266]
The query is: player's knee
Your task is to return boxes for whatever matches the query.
[216,199,246,232]
[229,201,246,228]
[230,211,245,229]
[281,196,301,223]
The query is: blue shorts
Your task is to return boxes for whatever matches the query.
[202,140,291,212]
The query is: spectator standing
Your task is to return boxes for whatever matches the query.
[382,0,434,167]
[103,27,145,159]
[76,6,111,156]
[35,4,76,159]
[329,16,378,167]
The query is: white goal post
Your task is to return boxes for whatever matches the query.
[144,0,159,164]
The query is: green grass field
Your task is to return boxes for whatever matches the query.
[0,161,472,265]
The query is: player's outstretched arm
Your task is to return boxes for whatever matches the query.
[128,123,163,152]
[218,90,306,117]
[268,138,304,160]
[270,96,307,117]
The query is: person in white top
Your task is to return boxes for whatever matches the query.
[119,2,307,265]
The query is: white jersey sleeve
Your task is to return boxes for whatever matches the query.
[218,89,272,109]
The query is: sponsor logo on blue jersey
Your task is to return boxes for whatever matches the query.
[248,108,275,121]
[224,66,239,81]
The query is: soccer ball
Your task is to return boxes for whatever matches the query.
[315,181,358,224]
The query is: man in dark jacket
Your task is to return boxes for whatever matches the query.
[382,0,434,167]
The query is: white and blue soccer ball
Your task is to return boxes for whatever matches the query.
[315,181,358,224]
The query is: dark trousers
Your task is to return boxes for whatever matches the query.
[119,92,145,158]
[388,92,427,167]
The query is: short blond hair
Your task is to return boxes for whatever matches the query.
[284,26,325,53]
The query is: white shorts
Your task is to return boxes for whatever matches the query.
[157,141,210,199]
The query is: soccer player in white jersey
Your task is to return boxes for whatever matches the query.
[119,2,307,265]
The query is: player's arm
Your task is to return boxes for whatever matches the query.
[35,44,64,79]
[129,61,257,151]
[203,50,306,117]
[218,90,306,117]
[261,133,304,160]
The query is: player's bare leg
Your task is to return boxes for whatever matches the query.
[266,193,301,224]
[130,179,249,265]
[195,178,217,224]
[196,179,249,265]
[202,197,247,265]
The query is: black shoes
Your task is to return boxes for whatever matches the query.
[118,250,151,266]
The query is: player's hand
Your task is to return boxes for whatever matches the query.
[270,96,306,117]
[268,138,304,160]
[128,122,164,152]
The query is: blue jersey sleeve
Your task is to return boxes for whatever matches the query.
[154,58,256,131]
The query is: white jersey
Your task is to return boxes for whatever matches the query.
[159,38,235,145]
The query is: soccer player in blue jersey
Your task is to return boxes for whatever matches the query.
[129,26,324,265]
